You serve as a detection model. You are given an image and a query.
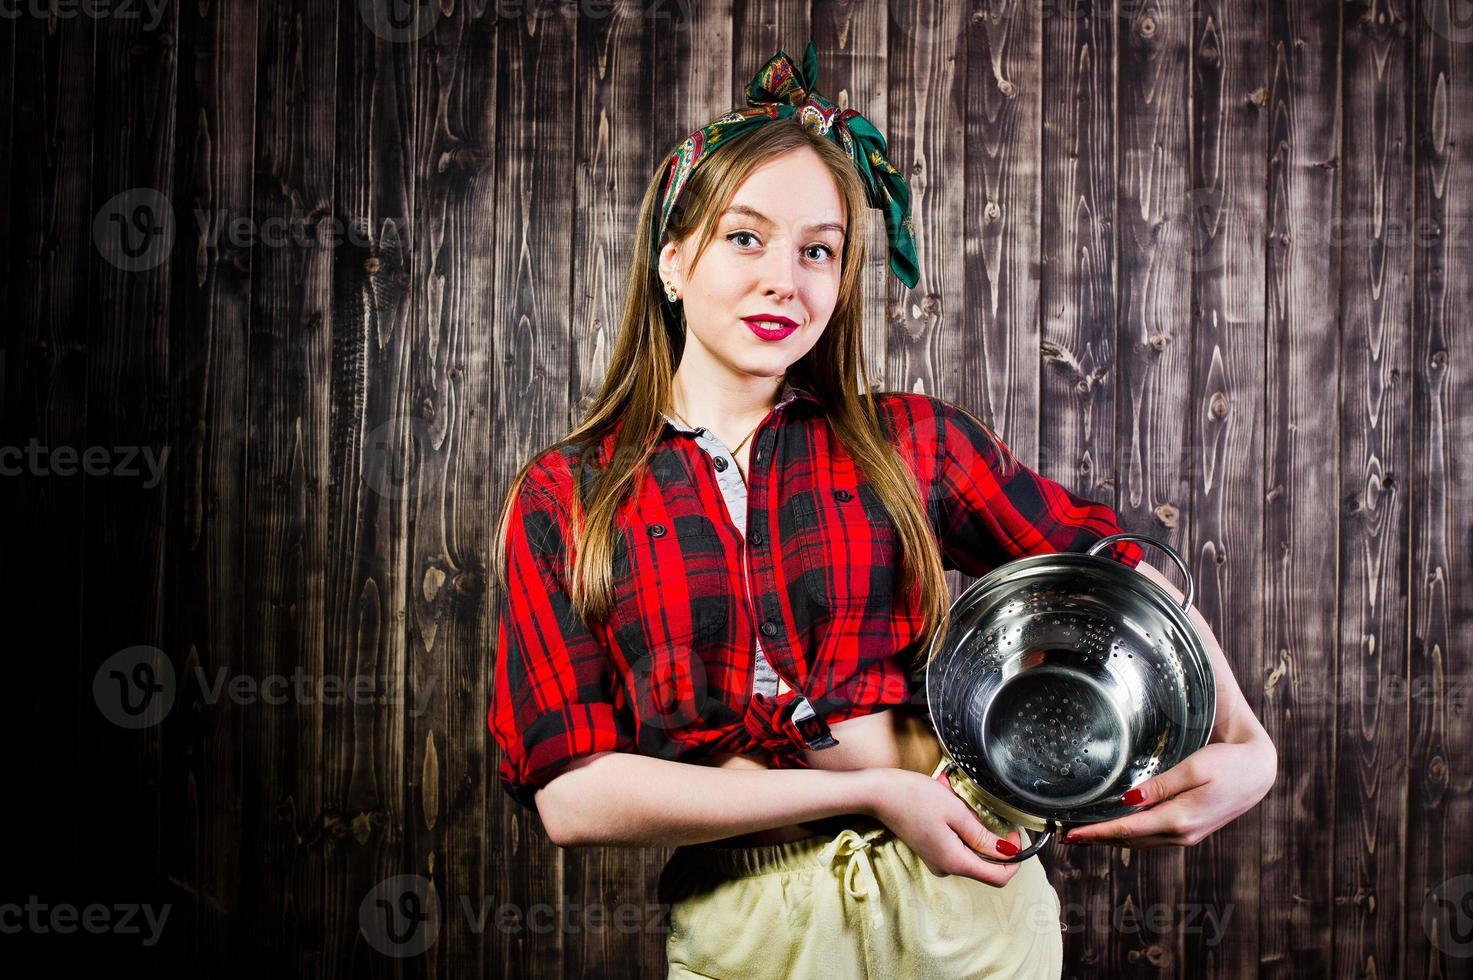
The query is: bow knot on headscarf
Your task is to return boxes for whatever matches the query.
[655,41,919,290]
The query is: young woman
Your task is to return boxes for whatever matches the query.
[490,43,1277,979]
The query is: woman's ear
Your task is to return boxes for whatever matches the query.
[657,240,682,293]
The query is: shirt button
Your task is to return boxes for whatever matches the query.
[650,524,666,537]
[713,456,728,472]
[750,529,764,546]
[835,489,853,501]
[760,621,778,638]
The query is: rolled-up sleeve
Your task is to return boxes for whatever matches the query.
[930,397,1144,576]
[489,480,635,811]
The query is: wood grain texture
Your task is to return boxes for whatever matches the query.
[324,0,419,973]
[812,0,891,390]
[1038,0,1121,972]
[6,6,1471,977]
[1409,2,1473,978]
[964,0,1042,459]
[82,3,180,976]
[1336,1,1414,977]
[1184,0,1268,977]
[168,0,260,973]
[246,0,340,971]
[1262,0,1343,977]
[402,5,499,980]
[1114,0,1194,973]
[490,9,580,980]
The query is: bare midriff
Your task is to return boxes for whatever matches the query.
[692,705,946,849]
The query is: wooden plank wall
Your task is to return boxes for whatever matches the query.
[3,1,1470,977]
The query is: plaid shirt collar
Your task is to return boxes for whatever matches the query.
[659,377,819,436]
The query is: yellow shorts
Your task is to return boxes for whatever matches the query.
[656,755,1063,979]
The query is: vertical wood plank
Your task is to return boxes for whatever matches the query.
[963,0,1042,460]
[1262,0,1343,976]
[401,4,498,979]
[1114,0,1193,971]
[1336,0,1414,977]
[489,9,580,979]
[1409,1,1473,977]
[883,3,969,409]
[244,0,338,976]
[734,0,812,96]
[648,0,734,163]
[325,0,419,970]
[3,4,95,916]
[811,1,890,390]
[1038,0,1120,971]
[167,0,259,971]
[567,2,662,975]
[1185,0,1269,976]
[83,1,179,973]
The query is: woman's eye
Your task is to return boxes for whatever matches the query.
[726,232,836,262]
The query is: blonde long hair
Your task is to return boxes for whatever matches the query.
[493,119,1009,673]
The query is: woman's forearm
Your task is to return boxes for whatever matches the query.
[532,751,881,848]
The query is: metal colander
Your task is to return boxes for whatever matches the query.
[924,534,1215,863]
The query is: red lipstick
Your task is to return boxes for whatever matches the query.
[742,315,798,341]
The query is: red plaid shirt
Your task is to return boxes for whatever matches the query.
[489,385,1142,809]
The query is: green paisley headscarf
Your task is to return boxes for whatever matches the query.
[654,40,920,292]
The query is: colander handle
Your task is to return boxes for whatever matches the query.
[1088,532,1195,614]
[990,829,1053,864]
[936,760,1056,864]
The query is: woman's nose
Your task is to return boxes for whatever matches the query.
[762,245,799,299]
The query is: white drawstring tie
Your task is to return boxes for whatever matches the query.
[816,827,889,928]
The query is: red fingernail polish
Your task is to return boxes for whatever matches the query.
[1062,833,1080,845]
[995,839,1019,857]
[1122,788,1146,806]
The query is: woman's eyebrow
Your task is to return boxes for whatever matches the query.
[721,204,845,236]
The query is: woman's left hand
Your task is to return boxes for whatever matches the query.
[1059,736,1277,848]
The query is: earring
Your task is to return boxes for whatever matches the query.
[664,281,679,303]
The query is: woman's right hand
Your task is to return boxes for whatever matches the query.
[863,767,1026,889]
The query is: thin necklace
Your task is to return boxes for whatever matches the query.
[667,407,764,464]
